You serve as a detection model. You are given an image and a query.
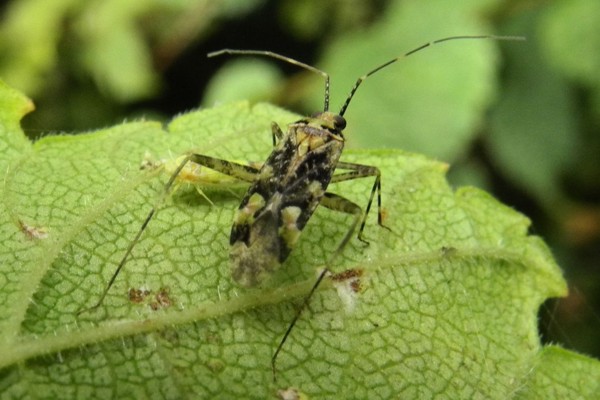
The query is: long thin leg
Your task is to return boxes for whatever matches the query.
[271,122,284,146]
[187,154,260,183]
[77,154,260,315]
[332,161,390,241]
[319,192,364,258]
[271,267,329,381]
[271,192,363,380]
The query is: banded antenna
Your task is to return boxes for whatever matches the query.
[208,35,525,116]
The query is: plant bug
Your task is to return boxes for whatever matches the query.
[78,34,524,380]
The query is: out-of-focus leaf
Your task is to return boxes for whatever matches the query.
[488,11,578,209]
[202,59,283,106]
[0,0,265,104]
[538,0,600,90]
[0,0,79,95]
[74,0,160,102]
[279,0,379,40]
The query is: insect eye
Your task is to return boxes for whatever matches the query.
[333,115,346,130]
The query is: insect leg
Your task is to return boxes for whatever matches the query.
[186,154,260,183]
[320,192,365,258]
[332,161,390,242]
[271,267,329,381]
[271,122,284,146]
[77,154,260,315]
[272,192,363,380]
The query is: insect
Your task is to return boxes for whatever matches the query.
[18,219,49,240]
[78,34,524,378]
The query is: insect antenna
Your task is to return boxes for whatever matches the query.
[338,35,525,116]
[208,49,332,112]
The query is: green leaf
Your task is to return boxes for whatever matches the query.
[517,345,600,399]
[0,0,264,103]
[538,0,600,90]
[488,10,578,209]
[73,0,160,102]
[0,0,79,96]
[2,82,598,399]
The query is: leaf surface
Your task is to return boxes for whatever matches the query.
[1,83,597,399]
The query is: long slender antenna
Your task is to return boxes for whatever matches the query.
[208,49,331,112]
[76,155,194,315]
[338,35,525,116]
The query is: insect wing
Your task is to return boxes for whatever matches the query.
[229,118,344,286]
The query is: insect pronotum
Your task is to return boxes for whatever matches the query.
[78,34,524,379]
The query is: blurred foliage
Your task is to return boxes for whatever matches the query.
[0,0,264,128]
[203,58,283,105]
[0,0,598,360]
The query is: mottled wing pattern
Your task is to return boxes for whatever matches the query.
[229,116,345,286]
